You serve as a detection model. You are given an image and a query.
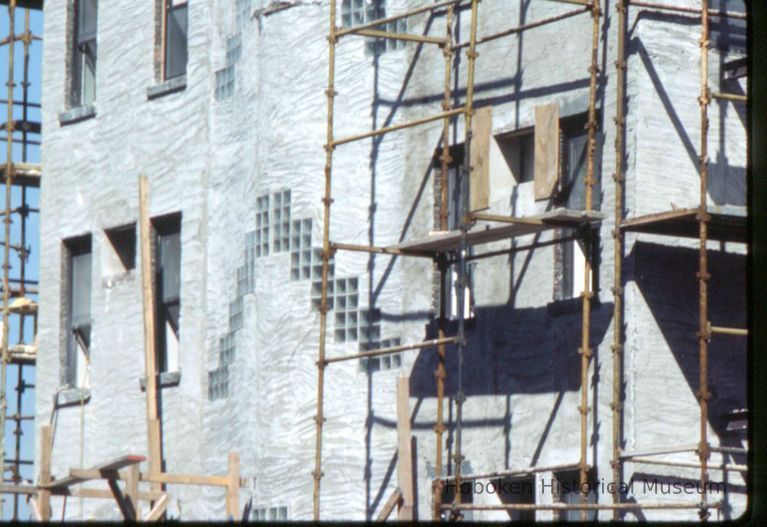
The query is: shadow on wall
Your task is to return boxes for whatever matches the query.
[631,241,747,445]
[407,301,614,398]
[631,12,747,207]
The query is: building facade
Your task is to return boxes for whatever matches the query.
[34,0,747,521]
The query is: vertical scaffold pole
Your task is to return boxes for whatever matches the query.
[313,0,337,520]
[579,0,601,520]
[451,0,478,520]
[697,0,711,521]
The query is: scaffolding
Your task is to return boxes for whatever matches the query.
[313,0,747,522]
[0,0,41,520]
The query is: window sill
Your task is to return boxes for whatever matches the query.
[56,387,91,407]
[58,104,96,126]
[547,296,601,317]
[139,370,181,391]
[147,75,187,100]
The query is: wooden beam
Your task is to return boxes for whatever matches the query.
[376,488,403,521]
[126,464,140,521]
[534,102,560,200]
[354,28,448,46]
[54,487,165,501]
[226,452,240,519]
[396,377,414,520]
[45,455,146,489]
[38,425,52,521]
[139,175,163,491]
[140,471,228,487]
[146,493,169,521]
[108,477,136,521]
[28,495,42,521]
[469,106,492,212]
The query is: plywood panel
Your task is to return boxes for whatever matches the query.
[534,102,560,200]
[470,106,492,211]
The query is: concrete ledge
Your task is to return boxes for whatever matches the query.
[56,387,91,407]
[139,370,181,391]
[147,75,187,100]
[58,104,96,126]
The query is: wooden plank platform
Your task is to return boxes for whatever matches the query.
[41,455,146,489]
[1,162,41,188]
[620,205,746,243]
[9,343,37,364]
[389,208,603,254]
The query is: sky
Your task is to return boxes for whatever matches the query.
[0,5,43,521]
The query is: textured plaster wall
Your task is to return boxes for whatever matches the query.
[36,0,746,521]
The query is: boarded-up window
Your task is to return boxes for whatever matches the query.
[469,106,492,211]
[534,103,560,200]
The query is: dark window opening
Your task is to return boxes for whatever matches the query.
[165,0,189,80]
[71,0,98,107]
[497,130,535,184]
[441,478,474,521]
[105,223,136,271]
[432,144,474,320]
[64,235,92,388]
[153,213,181,373]
[494,476,535,521]
[557,115,602,212]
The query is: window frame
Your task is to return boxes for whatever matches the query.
[64,235,93,389]
[163,0,189,81]
[71,0,98,108]
[153,213,182,374]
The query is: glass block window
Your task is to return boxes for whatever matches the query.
[255,195,270,257]
[208,367,229,400]
[253,506,287,521]
[311,248,335,310]
[220,332,236,366]
[272,190,291,253]
[290,218,313,281]
[237,0,252,29]
[215,65,236,100]
[341,0,384,27]
[366,19,408,54]
[240,232,257,295]
[334,278,359,343]
[359,308,382,351]
[226,34,242,65]
[360,337,401,372]
[229,297,243,331]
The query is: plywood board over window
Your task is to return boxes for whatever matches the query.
[470,105,492,212]
[534,102,560,200]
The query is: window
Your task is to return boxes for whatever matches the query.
[164,0,188,80]
[341,0,406,54]
[290,218,312,281]
[554,116,600,301]
[272,190,291,253]
[495,476,535,521]
[433,145,474,320]
[255,194,270,257]
[71,0,98,107]
[554,469,596,521]
[360,337,401,372]
[154,214,181,373]
[497,131,535,184]
[440,478,474,521]
[334,278,359,343]
[64,235,92,389]
[105,223,136,272]
[252,506,287,521]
